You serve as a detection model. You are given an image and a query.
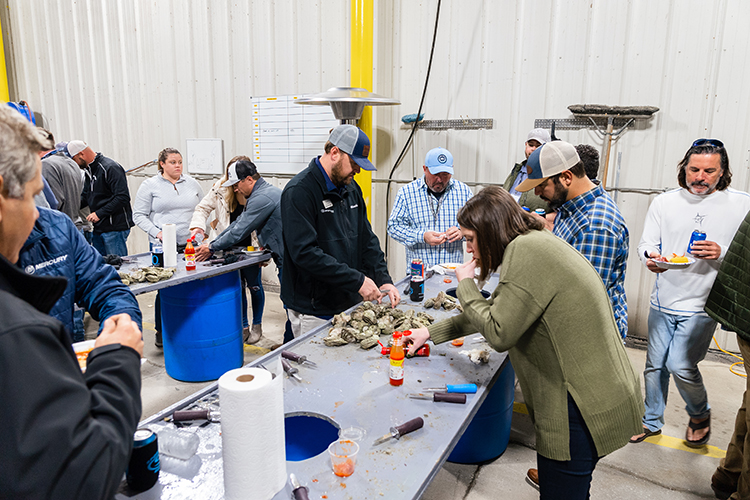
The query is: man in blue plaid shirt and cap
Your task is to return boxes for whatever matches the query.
[387,147,474,270]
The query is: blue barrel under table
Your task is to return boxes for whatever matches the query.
[448,360,516,464]
[160,271,244,382]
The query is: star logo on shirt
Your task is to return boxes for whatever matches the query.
[693,212,706,225]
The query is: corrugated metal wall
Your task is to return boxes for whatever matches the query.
[4,0,750,343]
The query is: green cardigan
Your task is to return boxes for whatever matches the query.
[705,211,750,340]
[428,230,643,461]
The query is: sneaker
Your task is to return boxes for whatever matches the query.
[246,324,262,344]
[155,331,163,348]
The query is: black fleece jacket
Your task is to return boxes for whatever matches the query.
[280,158,393,316]
[81,153,134,233]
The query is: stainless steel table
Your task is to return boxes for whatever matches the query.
[116,272,509,500]
[120,251,272,296]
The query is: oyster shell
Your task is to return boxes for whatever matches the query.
[362,309,378,325]
[360,335,380,349]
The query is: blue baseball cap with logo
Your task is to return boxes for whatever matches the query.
[425,147,454,175]
[328,124,376,171]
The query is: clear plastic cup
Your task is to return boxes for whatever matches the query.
[328,439,359,477]
[338,426,366,443]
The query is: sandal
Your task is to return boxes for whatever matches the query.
[629,427,662,444]
[685,415,711,448]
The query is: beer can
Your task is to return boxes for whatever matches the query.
[687,230,707,255]
[151,244,164,268]
[409,276,425,302]
[410,259,424,278]
[126,428,160,492]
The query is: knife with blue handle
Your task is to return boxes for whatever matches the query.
[421,383,477,394]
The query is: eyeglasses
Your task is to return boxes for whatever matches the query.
[692,138,724,148]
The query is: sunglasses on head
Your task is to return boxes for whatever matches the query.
[692,138,724,148]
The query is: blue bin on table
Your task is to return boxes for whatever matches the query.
[448,360,515,464]
[160,271,244,382]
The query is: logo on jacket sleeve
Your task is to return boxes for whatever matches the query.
[24,255,68,275]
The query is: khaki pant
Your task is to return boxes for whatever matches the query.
[287,309,329,339]
[714,335,750,500]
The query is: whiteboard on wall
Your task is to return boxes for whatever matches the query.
[251,95,339,174]
[185,138,224,175]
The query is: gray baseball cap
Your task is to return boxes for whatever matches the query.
[328,124,376,171]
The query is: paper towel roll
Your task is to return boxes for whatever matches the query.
[162,223,177,267]
[219,364,286,500]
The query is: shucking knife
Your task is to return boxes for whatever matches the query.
[290,473,309,500]
[281,350,317,367]
[372,417,424,446]
[281,358,303,381]
[409,392,466,404]
[173,409,220,422]
[421,383,477,394]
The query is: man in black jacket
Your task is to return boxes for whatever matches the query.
[0,105,144,499]
[281,124,400,337]
[68,139,134,256]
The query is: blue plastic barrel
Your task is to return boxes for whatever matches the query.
[448,361,515,464]
[160,271,244,382]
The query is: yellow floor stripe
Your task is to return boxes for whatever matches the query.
[512,402,725,458]
[143,321,155,331]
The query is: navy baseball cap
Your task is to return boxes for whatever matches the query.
[424,147,454,175]
[516,141,580,192]
[328,125,376,171]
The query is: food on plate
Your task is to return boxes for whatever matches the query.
[669,253,689,263]
[442,264,458,270]
[76,348,94,371]
[247,246,255,251]
[451,338,465,347]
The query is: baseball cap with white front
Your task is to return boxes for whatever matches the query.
[221,163,241,188]
[424,147,454,175]
[526,128,551,145]
[66,140,87,158]
[516,141,581,192]
[328,124,376,171]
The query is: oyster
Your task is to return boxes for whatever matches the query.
[362,309,378,325]
[350,310,364,321]
[332,313,350,327]
[360,335,380,349]
[423,298,435,308]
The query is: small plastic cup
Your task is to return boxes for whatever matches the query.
[328,439,359,477]
[338,426,366,443]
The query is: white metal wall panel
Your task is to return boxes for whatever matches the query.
[6,0,750,340]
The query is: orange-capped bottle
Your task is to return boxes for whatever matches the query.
[184,238,196,271]
[389,331,405,386]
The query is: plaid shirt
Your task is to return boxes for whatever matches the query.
[387,177,473,269]
[554,184,629,338]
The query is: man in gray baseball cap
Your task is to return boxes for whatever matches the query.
[280,124,399,338]
[503,128,551,213]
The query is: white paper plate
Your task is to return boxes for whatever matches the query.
[73,340,147,372]
[439,263,461,274]
[241,249,266,257]
[655,257,696,270]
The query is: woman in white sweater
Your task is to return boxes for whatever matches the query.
[189,155,265,344]
[133,148,204,347]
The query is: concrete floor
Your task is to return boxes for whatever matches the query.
[87,288,744,499]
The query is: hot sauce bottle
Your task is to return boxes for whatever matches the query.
[184,238,196,271]
[389,331,405,386]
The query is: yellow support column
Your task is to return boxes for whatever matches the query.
[0,17,10,102]
[351,0,373,220]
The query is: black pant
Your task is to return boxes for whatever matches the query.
[537,394,600,500]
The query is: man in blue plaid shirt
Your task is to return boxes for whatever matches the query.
[387,147,473,269]
[517,141,629,339]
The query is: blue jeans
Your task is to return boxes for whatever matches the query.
[643,308,717,431]
[537,394,600,500]
[91,229,130,256]
[240,265,265,327]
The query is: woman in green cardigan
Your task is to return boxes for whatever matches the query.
[406,186,642,499]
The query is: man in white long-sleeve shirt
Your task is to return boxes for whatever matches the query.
[631,139,750,448]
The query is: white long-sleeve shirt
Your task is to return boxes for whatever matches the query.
[638,187,750,315]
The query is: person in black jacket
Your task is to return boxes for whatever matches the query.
[68,139,134,256]
[281,125,400,338]
[0,104,144,499]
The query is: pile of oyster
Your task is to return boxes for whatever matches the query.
[323,302,435,349]
[424,291,463,312]
[118,267,176,286]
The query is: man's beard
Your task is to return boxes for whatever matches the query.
[689,178,719,196]
[544,177,568,211]
[330,157,354,188]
